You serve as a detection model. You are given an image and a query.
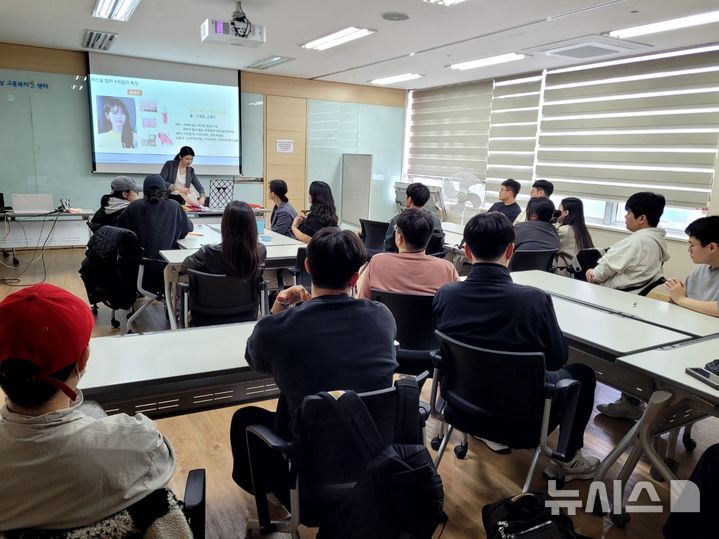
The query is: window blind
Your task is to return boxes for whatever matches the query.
[536,49,719,208]
[407,81,493,179]
[486,73,543,204]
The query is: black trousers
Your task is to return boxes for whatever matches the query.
[230,406,291,506]
[663,442,719,538]
[546,363,596,461]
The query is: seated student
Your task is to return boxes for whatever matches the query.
[664,216,719,317]
[587,192,669,292]
[384,182,444,253]
[433,212,598,480]
[0,284,176,531]
[291,180,338,244]
[231,227,397,494]
[513,197,560,252]
[182,200,267,275]
[554,197,594,274]
[514,179,554,224]
[118,174,193,293]
[268,179,298,238]
[587,192,669,420]
[487,178,522,223]
[90,176,141,229]
[357,208,459,299]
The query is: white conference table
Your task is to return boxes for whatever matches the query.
[80,322,279,416]
[592,337,719,518]
[0,211,93,249]
[161,225,304,329]
[512,270,719,338]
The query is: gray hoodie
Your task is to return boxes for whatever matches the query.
[104,197,130,214]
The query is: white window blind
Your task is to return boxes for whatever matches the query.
[536,49,719,208]
[486,74,543,204]
[407,81,493,178]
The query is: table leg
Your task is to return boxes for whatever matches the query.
[163,265,178,330]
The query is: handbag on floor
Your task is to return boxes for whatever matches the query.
[483,491,588,539]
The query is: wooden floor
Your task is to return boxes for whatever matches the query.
[2,248,718,538]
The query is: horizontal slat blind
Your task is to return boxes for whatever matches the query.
[486,74,542,204]
[536,50,719,207]
[407,81,493,178]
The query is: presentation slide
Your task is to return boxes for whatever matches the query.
[89,73,240,174]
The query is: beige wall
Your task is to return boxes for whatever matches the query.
[0,43,86,73]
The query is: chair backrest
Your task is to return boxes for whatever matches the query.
[509,249,557,272]
[294,381,423,527]
[295,246,312,290]
[359,219,389,253]
[569,247,606,281]
[187,269,259,325]
[434,330,546,449]
[638,276,667,297]
[371,289,437,373]
[425,232,446,257]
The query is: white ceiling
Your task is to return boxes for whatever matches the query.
[1,0,718,90]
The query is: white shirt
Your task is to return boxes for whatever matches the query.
[0,391,175,530]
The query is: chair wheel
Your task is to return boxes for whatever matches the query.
[454,445,468,459]
[126,329,133,334]
[430,436,443,451]
[111,319,120,328]
[610,511,630,528]
[683,434,697,451]
[650,458,679,482]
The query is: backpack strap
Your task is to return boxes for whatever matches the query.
[319,391,386,459]
[393,377,420,443]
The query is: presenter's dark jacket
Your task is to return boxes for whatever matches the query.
[117,198,193,292]
[245,294,398,416]
[271,201,298,238]
[159,160,205,195]
[181,242,267,275]
[432,263,567,371]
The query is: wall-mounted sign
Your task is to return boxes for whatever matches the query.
[276,139,294,153]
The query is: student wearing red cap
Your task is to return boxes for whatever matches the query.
[0,284,176,531]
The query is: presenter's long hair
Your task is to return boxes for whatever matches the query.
[102,98,136,149]
[221,201,260,281]
[308,181,338,227]
[559,197,594,250]
[174,146,195,161]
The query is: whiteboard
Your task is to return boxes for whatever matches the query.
[341,153,372,227]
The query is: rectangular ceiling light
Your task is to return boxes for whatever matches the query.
[422,0,469,6]
[449,52,525,70]
[371,73,423,85]
[92,0,141,21]
[301,27,375,51]
[246,56,294,70]
[609,9,719,39]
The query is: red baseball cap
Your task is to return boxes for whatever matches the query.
[0,284,94,400]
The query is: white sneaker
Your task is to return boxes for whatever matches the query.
[543,449,600,482]
[596,395,645,420]
[472,435,510,454]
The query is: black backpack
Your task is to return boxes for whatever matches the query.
[483,491,588,539]
[318,383,447,539]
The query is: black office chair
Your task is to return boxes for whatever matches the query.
[425,232,446,258]
[178,268,268,327]
[567,247,606,281]
[276,246,311,293]
[509,248,558,272]
[371,289,437,376]
[126,250,166,331]
[429,331,580,492]
[359,218,390,257]
[635,276,667,297]
[242,378,426,537]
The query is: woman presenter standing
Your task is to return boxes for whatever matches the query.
[160,146,206,206]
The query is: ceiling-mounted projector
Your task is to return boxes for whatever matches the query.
[200,18,266,47]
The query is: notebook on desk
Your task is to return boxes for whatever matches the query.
[11,193,55,215]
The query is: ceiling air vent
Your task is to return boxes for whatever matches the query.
[82,30,118,51]
[524,35,651,60]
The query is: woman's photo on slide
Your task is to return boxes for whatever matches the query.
[96,96,137,149]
